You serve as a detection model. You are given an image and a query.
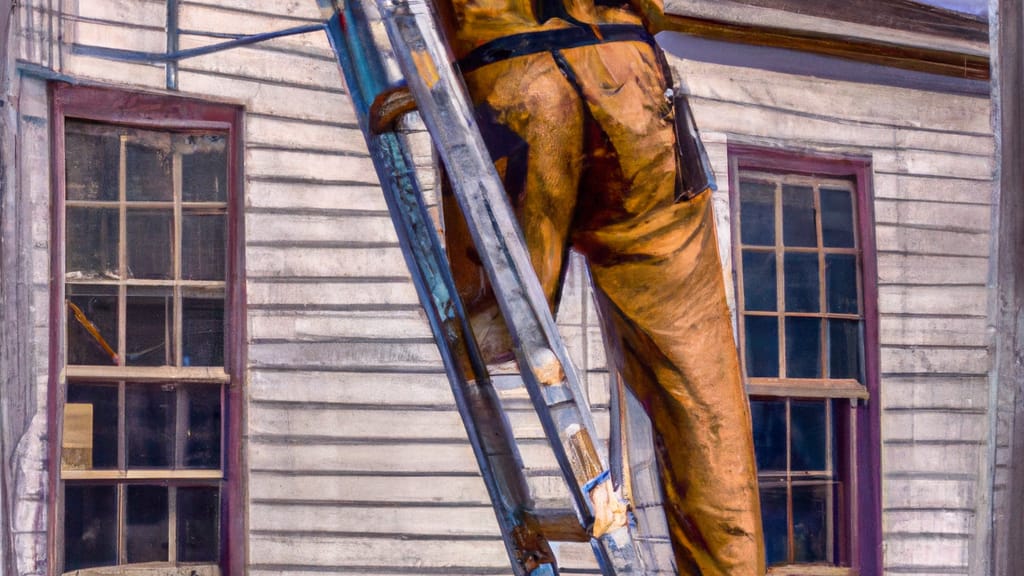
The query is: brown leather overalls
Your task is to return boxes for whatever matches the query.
[435,0,766,571]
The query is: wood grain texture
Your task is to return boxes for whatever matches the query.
[993,0,1024,573]
[723,0,987,42]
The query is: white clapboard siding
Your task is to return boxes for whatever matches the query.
[880,316,988,347]
[247,533,511,569]
[884,411,989,443]
[246,280,421,308]
[672,51,995,575]
[178,4,332,56]
[13,0,999,573]
[178,70,357,123]
[874,224,989,258]
[246,180,390,212]
[881,377,989,411]
[247,370,456,406]
[247,213,400,244]
[78,0,167,29]
[873,173,994,204]
[247,115,370,155]
[676,59,992,133]
[71,19,167,53]
[178,42,342,92]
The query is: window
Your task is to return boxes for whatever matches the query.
[729,147,881,575]
[50,85,243,575]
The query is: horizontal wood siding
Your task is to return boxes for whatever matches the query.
[9,1,996,575]
[671,55,994,575]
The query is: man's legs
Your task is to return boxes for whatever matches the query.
[443,51,585,362]
[565,41,765,575]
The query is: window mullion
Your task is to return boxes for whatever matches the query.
[118,135,128,366]
[814,184,827,380]
[785,399,795,563]
[169,485,178,564]
[775,182,786,379]
[825,400,835,564]
[173,152,184,367]
[117,484,127,565]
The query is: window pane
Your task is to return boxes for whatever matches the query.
[181,211,226,281]
[126,137,172,202]
[178,487,221,562]
[65,122,119,202]
[826,254,859,314]
[760,484,788,566]
[67,285,119,366]
[126,287,174,367]
[126,209,173,280]
[182,135,228,202]
[745,316,779,378]
[64,484,118,571]
[65,384,118,470]
[126,384,176,468]
[829,319,863,381]
[751,399,786,471]
[183,385,222,469]
[784,253,819,313]
[126,485,169,563]
[742,251,777,311]
[785,317,822,378]
[183,291,225,367]
[792,483,830,563]
[791,400,828,471]
[66,207,119,281]
[782,185,816,247]
[740,180,775,246]
[821,187,855,248]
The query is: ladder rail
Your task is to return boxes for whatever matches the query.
[318,3,552,574]
[371,0,646,572]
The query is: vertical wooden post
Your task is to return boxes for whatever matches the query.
[0,3,13,573]
[991,0,1023,574]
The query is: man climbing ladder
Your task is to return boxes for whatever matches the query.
[434,0,766,573]
[318,0,765,571]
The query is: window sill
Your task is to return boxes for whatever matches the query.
[61,469,223,481]
[747,378,868,400]
[767,565,855,576]
[63,563,220,576]
[65,365,230,383]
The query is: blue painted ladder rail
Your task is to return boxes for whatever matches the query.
[314,0,658,573]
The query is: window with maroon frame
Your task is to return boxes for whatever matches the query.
[730,147,881,575]
[50,84,243,575]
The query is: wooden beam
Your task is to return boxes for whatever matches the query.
[726,0,987,43]
[652,10,990,80]
[994,0,1024,573]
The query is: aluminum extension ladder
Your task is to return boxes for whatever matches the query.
[315,0,666,573]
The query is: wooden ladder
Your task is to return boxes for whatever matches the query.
[315,0,660,573]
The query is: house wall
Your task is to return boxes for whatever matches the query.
[0,1,998,575]
[4,0,610,573]
[664,50,995,576]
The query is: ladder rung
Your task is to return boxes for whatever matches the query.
[526,509,590,543]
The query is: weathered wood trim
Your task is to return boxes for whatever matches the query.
[654,10,990,81]
[47,84,246,576]
[65,365,230,382]
[712,0,987,42]
[663,0,987,59]
[992,0,1024,574]
[727,145,882,574]
[0,0,11,84]
[61,470,224,481]
[1,4,23,571]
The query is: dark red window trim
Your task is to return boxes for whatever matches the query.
[727,144,882,575]
[47,83,247,576]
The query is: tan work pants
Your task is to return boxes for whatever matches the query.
[443,39,765,575]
